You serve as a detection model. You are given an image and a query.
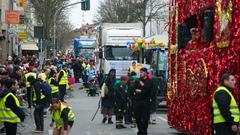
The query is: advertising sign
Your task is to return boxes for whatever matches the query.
[5,11,20,24]
[18,33,28,39]
[107,61,133,78]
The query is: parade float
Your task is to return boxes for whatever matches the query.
[127,38,168,102]
[167,0,240,134]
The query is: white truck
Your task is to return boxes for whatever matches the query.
[98,23,143,78]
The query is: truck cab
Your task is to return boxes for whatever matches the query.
[98,23,143,78]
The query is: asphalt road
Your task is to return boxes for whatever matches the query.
[20,83,180,135]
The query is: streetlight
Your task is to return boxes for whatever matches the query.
[53,1,87,57]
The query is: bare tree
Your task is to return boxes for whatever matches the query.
[29,0,70,56]
[95,0,136,23]
[95,0,168,36]
[56,14,76,51]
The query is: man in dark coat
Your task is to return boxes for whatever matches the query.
[212,73,239,135]
[134,68,153,135]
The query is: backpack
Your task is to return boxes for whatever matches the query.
[41,81,52,98]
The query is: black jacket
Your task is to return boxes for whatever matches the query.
[214,85,238,126]
[49,78,58,86]
[135,77,153,102]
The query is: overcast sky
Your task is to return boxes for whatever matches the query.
[69,0,101,28]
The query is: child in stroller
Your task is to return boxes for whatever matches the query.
[87,72,99,96]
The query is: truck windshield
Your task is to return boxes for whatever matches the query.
[104,46,137,60]
[79,48,95,58]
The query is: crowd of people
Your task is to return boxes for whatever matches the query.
[0,54,98,135]
[0,53,160,135]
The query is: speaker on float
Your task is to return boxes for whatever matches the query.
[202,9,214,42]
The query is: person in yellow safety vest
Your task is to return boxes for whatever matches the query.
[58,65,68,102]
[129,62,137,74]
[0,79,25,135]
[48,70,59,99]
[38,68,51,82]
[212,73,240,135]
[24,68,37,109]
[50,98,74,135]
[27,76,46,133]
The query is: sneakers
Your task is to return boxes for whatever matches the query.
[102,117,107,124]
[32,129,43,133]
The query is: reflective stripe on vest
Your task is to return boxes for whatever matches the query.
[52,103,75,129]
[212,86,240,124]
[32,88,46,101]
[25,72,37,87]
[38,73,47,82]
[48,77,59,94]
[0,93,21,123]
[59,70,68,85]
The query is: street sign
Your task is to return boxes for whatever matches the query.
[5,11,20,24]
[18,33,28,39]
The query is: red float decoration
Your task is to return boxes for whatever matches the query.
[167,0,240,134]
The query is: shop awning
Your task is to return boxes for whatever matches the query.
[21,42,38,51]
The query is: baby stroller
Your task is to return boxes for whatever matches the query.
[87,76,99,97]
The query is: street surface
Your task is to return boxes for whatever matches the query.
[21,83,180,135]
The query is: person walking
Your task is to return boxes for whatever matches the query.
[50,98,75,135]
[100,69,116,124]
[114,76,129,129]
[58,65,68,102]
[134,68,153,135]
[0,79,25,135]
[28,76,46,133]
[212,73,239,135]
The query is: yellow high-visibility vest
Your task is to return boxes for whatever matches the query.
[212,86,240,124]
[52,103,75,129]
[0,92,21,123]
[38,73,47,82]
[25,72,37,88]
[59,70,68,85]
[48,77,59,94]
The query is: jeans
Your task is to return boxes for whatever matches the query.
[134,101,150,135]
[4,122,17,135]
[34,105,44,130]
[59,85,66,102]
